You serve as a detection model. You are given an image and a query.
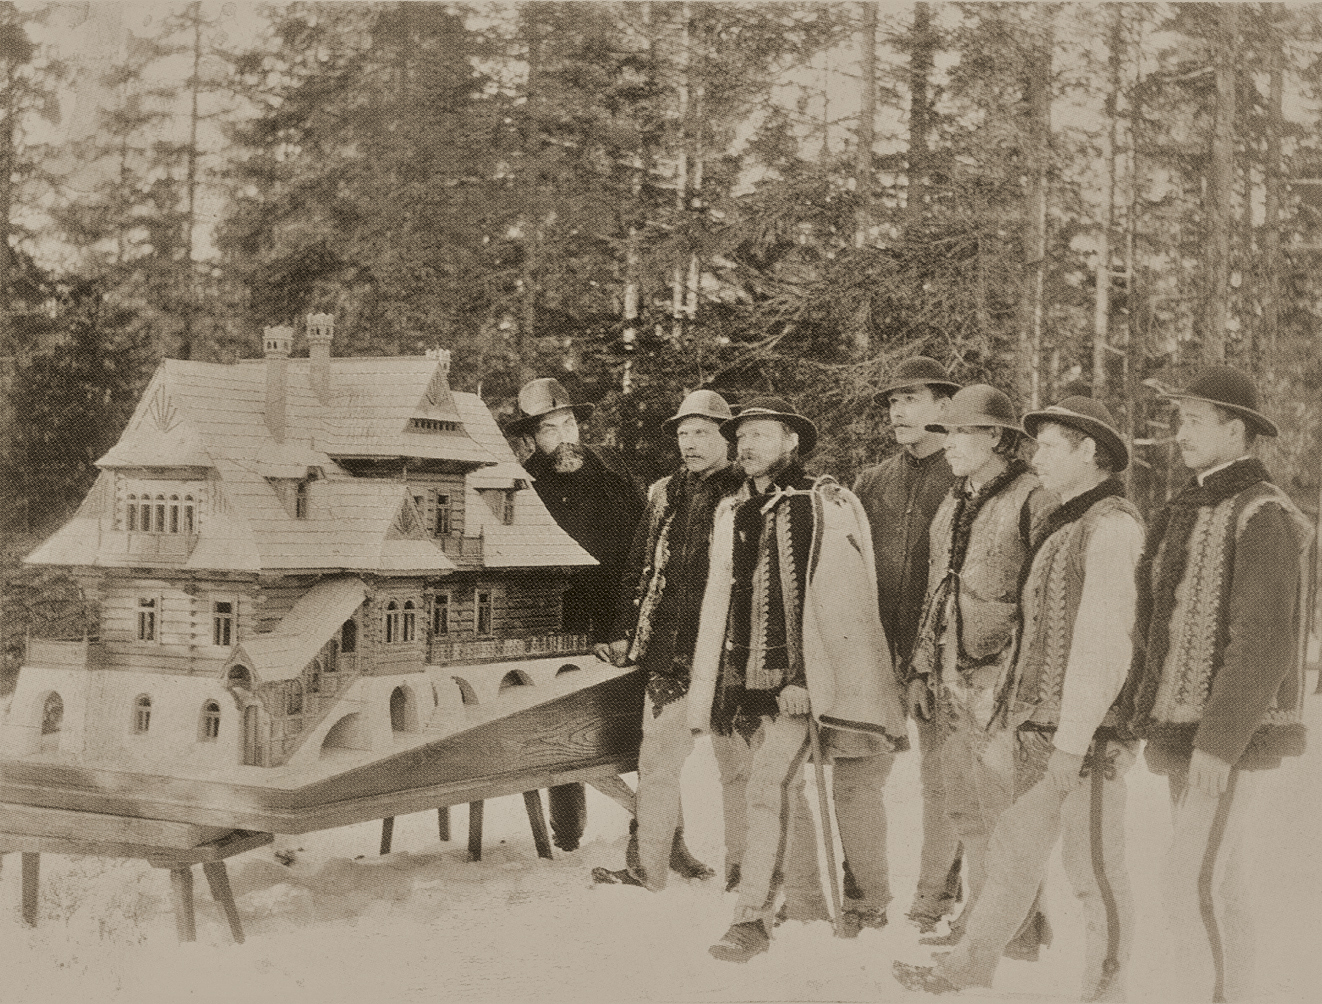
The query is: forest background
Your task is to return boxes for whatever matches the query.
[1,0,1321,686]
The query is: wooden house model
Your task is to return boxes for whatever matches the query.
[0,316,641,833]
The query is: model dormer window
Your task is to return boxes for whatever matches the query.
[213,601,233,647]
[409,418,461,432]
[127,494,138,530]
[481,489,514,525]
[435,494,452,536]
[295,480,309,519]
[122,484,200,534]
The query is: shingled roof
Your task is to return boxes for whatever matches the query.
[26,352,594,575]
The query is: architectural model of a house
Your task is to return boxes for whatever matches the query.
[3,315,627,804]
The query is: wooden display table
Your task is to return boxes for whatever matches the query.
[0,804,270,944]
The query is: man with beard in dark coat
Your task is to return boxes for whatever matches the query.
[509,378,645,852]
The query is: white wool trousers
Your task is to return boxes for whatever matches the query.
[730,712,896,927]
[633,688,749,890]
[937,735,1136,1002]
[1162,764,1259,1003]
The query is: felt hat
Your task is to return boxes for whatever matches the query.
[926,384,1024,435]
[1023,396,1130,471]
[662,389,734,432]
[1160,364,1279,438]
[507,378,595,436]
[876,356,962,401]
[720,396,818,456]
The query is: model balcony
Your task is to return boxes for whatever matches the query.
[427,632,592,666]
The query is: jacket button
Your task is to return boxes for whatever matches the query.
[725,641,734,651]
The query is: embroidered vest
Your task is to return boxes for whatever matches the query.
[926,471,1045,664]
[1011,494,1143,731]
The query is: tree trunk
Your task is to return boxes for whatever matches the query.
[1204,3,1237,365]
[852,1,878,354]
[1263,2,1284,381]
[1093,4,1123,398]
[906,1,934,235]
[1019,10,1053,408]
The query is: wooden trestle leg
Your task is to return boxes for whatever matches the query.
[467,801,484,861]
[522,790,554,860]
[202,861,246,944]
[170,866,197,943]
[437,806,450,842]
[20,852,38,927]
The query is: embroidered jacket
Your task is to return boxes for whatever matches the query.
[610,462,744,708]
[1002,481,1144,755]
[1123,458,1311,772]
[909,462,1058,690]
[688,464,907,750]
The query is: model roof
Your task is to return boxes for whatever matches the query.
[26,352,594,575]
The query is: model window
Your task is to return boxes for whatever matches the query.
[134,694,152,734]
[285,680,303,716]
[169,495,180,533]
[385,601,400,644]
[154,495,166,533]
[137,597,157,642]
[435,493,452,536]
[127,495,138,531]
[213,600,233,647]
[140,499,151,532]
[432,593,449,636]
[402,600,417,642]
[476,590,492,636]
[184,495,195,534]
[340,618,357,653]
[295,480,309,519]
[502,491,514,525]
[200,700,221,741]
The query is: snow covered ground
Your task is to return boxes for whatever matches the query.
[1,681,1320,1004]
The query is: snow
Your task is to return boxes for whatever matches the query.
[2,683,1321,1004]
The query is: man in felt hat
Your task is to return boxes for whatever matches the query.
[897,397,1144,1000]
[906,384,1058,956]
[1121,365,1310,1002]
[687,397,909,961]
[853,356,965,933]
[589,389,746,890]
[509,377,647,853]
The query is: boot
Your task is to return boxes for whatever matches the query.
[592,866,646,887]
[669,827,715,880]
[709,920,770,963]
[840,906,887,939]
[892,962,960,995]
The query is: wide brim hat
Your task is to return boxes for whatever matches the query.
[876,356,962,401]
[1023,396,1130,471]
[662,389,734,432]
[506,377,595,436]
[926,383,1024,434]
[720,396,818,456]
[1160,364,1279,438]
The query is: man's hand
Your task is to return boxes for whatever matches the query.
[592,640,630,666]
[1044,748,1086,795]
[1188,747,1233,800]
[778,685,810,717]
[906,678,933,721]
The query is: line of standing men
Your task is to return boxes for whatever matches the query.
[507,356,1310,1003]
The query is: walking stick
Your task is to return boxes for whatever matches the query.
[807,713,844,939]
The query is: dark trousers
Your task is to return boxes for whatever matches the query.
[549,783,587,850]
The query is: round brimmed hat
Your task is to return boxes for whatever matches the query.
[1160,364,1279,438]
[720,396,818,456]
[662,389,734,432]
[507,378,595,436]
[876,356,962,401]
[926,384,1024,435]
[1023,396,1129,471]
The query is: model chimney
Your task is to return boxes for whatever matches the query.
[264,324,294,443]
[306,313,334,404]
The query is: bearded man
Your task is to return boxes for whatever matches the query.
[688,398,908,962]
[510,377,646,854]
